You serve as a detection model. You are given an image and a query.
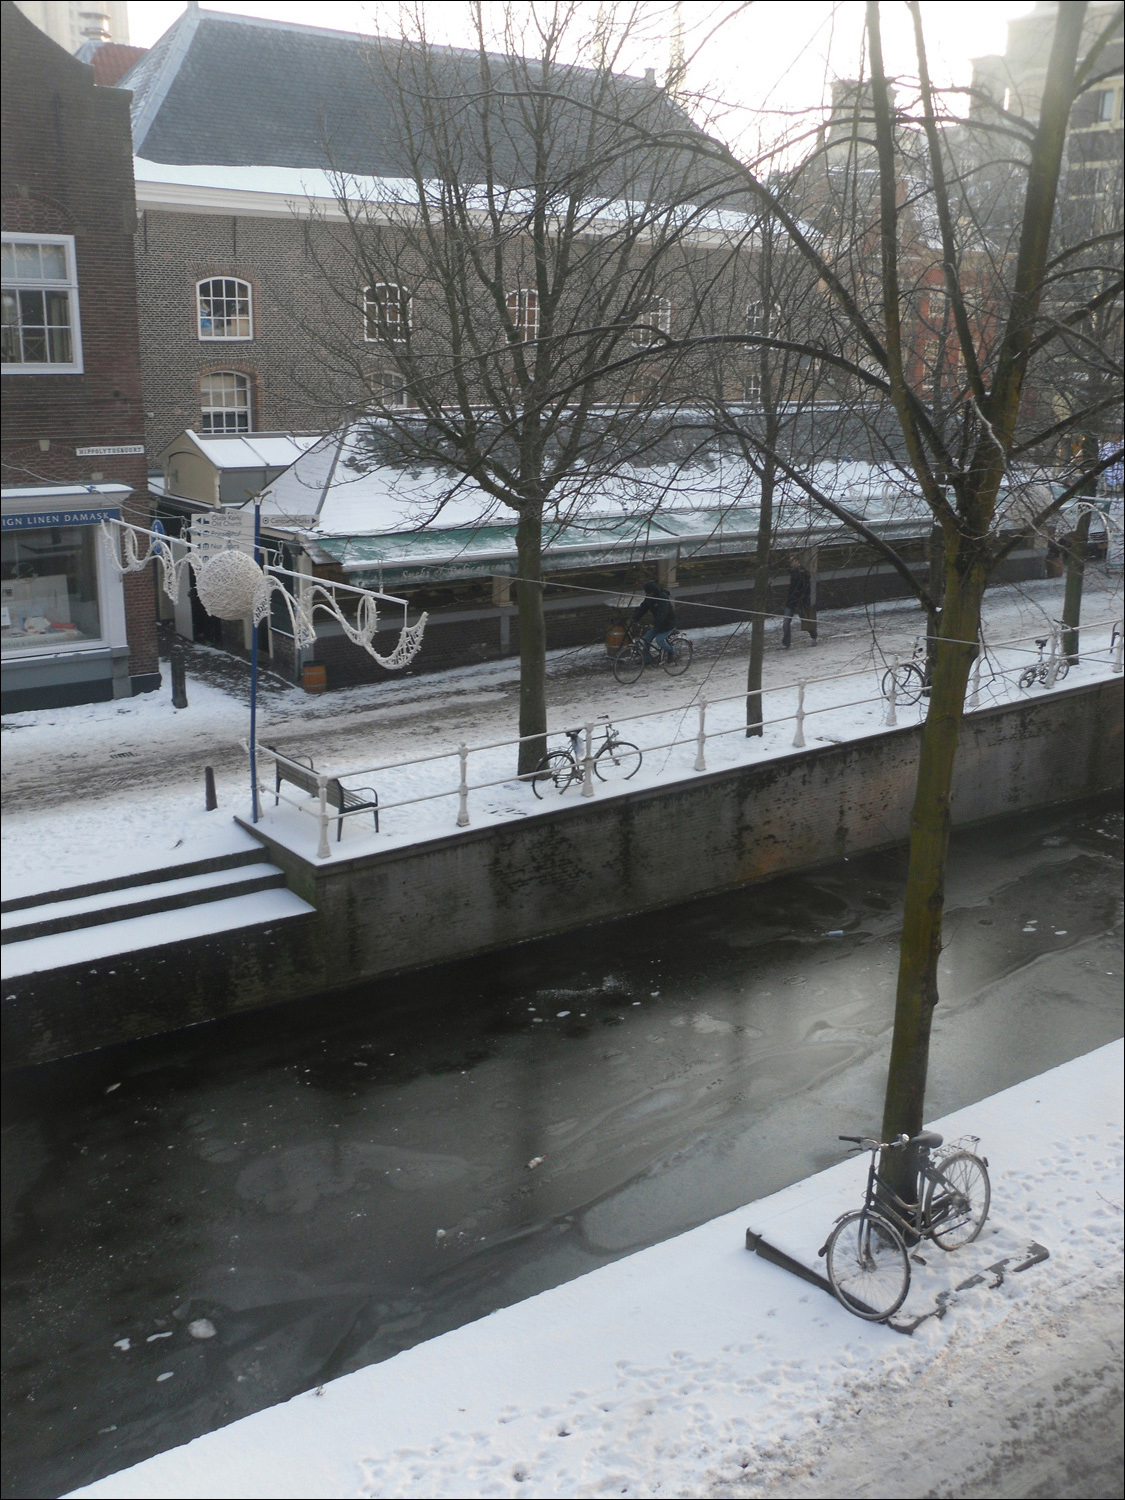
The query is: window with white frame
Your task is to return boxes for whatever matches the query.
[197,277,253,340]
[745,300,766,338]
[630,296,671,347]
[200,371,251,432]
[506,288,539,344]
[364,283,411,343]
[743,371,762,403]
[375,367,411,407]
[1,234,83,373]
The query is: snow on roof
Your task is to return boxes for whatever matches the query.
[2,483,133,502]
[182,430,322,471]
[258,427,934,583]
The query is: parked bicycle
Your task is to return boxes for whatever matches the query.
[1018,635,1069,690]
[819,1130,991,1322]
[613,622,693,685]
[880,636,929,705]
[530,715,642,797]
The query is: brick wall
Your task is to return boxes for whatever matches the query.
[1,1,158,682]
[136,210,357,453]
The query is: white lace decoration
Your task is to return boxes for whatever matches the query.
[99,518,427,670]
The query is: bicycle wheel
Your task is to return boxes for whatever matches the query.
[1018,666,1038,690]
[613,642,646,685]
[594,740,642,781]
[1052,657,1070,682]
[881,662,925,705]
[662,633,693,676]
[530,751,581,799]
[924,1151,991,1250]
[825,1211,911,1321]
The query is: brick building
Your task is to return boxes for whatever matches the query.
[1,1,159,710]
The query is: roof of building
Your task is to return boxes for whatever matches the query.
[120,5,695,191]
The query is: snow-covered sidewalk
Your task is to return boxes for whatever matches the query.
[70,1039,1124,1500]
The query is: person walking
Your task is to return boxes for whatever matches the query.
[632,579,677,663]
[782,555,816,647]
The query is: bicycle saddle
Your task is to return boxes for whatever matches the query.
[909,1130,943,1150]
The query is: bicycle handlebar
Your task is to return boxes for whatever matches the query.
[838,1133,911,1151]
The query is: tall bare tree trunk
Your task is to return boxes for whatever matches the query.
[515,507,548,775]
[880,544,987,1188]
[746,465,776,734]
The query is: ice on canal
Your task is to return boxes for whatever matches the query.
[71,1040,1124,1500]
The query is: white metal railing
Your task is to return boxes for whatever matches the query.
[251,618,1124,859]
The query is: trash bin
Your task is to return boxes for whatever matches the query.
[301,662,328,693]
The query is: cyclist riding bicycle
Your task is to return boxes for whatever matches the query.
[631,579,677,664]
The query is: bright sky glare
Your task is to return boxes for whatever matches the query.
[126,0,1037,119]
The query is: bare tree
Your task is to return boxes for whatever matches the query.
[614,0,1124,1186]
[298,2,735,774]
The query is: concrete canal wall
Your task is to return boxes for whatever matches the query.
[4,677,1121,1067]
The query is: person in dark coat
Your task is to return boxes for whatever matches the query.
[782,555,816,647]
[632,579,677,663]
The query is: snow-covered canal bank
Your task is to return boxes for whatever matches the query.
[3,794,1121,1498]
[70,1038,1124,1500]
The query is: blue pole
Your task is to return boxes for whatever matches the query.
[249,501,261,822]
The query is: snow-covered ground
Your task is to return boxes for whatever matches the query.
[68,1038,1124,1500]
[3,575,1121,896]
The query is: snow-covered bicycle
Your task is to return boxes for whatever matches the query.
[819,1131,991,1321]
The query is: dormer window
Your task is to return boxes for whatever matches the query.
[197,277,253,340]
[364,283,411,343]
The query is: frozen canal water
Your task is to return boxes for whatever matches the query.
[2,793,1122,1499]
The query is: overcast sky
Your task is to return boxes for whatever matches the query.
[126,1,1037,120]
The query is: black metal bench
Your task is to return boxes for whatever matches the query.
[264,745,378,841]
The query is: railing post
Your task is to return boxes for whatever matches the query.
[457,743,471,826]
[1114,624,1123,674]
[694,699,708,771]
[884,668,898,727]
[1046,626,1061,687]
[581,724,595,797]
[316,772,331,860]
[968,654,981,709]
[792,681,806,748]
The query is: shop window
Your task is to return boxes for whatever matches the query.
[364,283,411,342]
[1,234,83,373]
[506,288,539,344]
[197,277,253,340]
[2,525,102,651]
[631,296,671,347]
[201,371,251,432]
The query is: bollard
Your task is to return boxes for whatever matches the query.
[885,669,898,727]
[456,743,471,825]
[694,700,708,771]
[316,772,331,859]
[1114,625,1123,675]
[204,765,217,811]
[792,681,806,747]
[170,647,188,710]
[581,724,596,797]
[969,655,981,710]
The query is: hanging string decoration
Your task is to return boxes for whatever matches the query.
[100,517,427,671]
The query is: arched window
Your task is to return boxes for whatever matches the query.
[630,296,671,347]
[364,283,411,343]
[197,277,253,340]
[506,288,539,344]
[200,371,251,433]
